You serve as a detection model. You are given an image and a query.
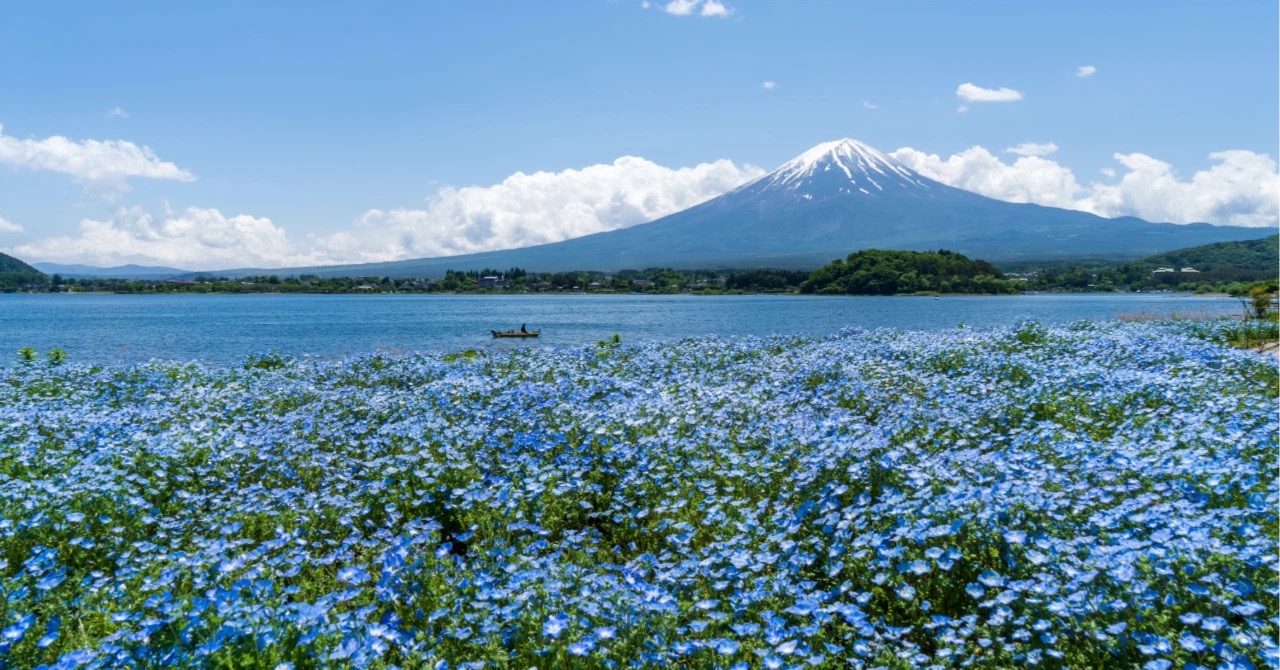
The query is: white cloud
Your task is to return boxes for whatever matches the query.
[106,107,129,119]
[700,0,732,17]
[891,145,1279,227]
[10,155,765,268]
[863,101,878,110]
[663,0,698,14]
[956,105,969,114]
[1078,150,1280,227]
[0,216,22,234]
[323,156,766,263]
[653,0,733,17]
[892,145,1083,209]
[8,206,319,269]
[761,80,776,90]
[1076,65,1097,78]
[0,122,194,197]
[956,82,1023,103]
[1005,142,1059,157]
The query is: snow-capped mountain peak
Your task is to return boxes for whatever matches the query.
[760,138,931,196]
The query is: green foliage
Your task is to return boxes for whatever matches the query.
[17,347,37,363]
[0,252,48,290]
[1137,234,1278,273]
[243,351,289,370]
[443,349,481,363]
[1247,284,1277,319]
[46,348,67,365]
[799,249,1020,295]
[1018,235,1279,293]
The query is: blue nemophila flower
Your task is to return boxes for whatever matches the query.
[36,615,61,649]
[3,614,35,642]
[1002,529,1027,544]
[37,568,67,590]
[1200,616,1228,631]
[542,613,570,638]
[977,570,1004,588]
[712,638,740,655]
[1178,631,1207,653]
[568,638,596,656]
[899,559,931,575]
[783,601,817,616]
[337,566,370,584]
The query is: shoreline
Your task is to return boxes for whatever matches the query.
[3,289,1236,298]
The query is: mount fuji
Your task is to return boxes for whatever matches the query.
[221,139,1274,277]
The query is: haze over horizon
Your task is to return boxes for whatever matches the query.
[1,1,1276,271]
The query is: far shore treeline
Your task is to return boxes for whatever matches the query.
[4,234,1277,297]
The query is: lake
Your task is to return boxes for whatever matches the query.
[0,292,1245,365]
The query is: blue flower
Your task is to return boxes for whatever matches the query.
[542,613,570,639]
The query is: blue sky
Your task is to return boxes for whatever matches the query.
[1,1,1276,269]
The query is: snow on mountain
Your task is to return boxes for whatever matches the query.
[744,138,933,199]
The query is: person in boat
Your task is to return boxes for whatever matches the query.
[521,323,528,333]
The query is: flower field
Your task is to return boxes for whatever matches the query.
[1,320,1275,669]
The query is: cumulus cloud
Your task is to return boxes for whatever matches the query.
[0,122,194,197]
[700,0,732,16]
[1078,151,1280,227]
[956,82,1023,103]
[1076,65,1097,78]
[0,216,22,233]
[891,145,1279,226]
[956,105,969,114]
[761,80,776,90]
[652,0,733,17]
[1005,142,1059,157]
[892,146,1083,209]
[12,154,765,268]
[321,156,765,263]
[8,206,319,269]
[106,107,129,119]
[863,101,878,110]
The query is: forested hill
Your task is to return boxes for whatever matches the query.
[799,249,1017,295]
[0,251,47,289]
[1132,234,1278,272]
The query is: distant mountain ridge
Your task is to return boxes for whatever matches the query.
[195,138,1274,277]
[33,262,191,279]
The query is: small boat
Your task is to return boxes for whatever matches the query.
[492,330,540,338]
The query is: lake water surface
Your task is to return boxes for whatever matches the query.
[1,293,1244,365]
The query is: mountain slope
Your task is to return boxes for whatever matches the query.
[211,139,1276,277]
[0,252,47,289]
[1130,234,1278,272]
